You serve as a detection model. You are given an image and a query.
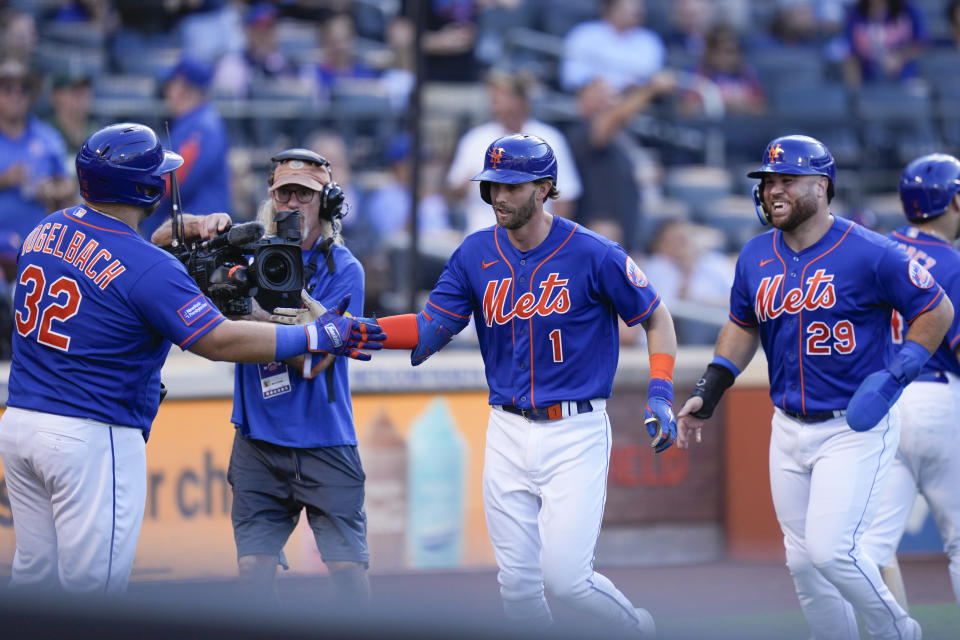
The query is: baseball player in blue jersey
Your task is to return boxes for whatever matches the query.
[858,153,960,609]
[675,135,953,640]
[371,134,677,636]
[156,148,372,607]
[0,123,383,593]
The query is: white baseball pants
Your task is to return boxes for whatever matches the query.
[769,406,919,640]
[482,402,645,631]
[0,406,146,593]
[860,373,960,605]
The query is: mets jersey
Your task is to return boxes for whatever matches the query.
[888,225,960,376]
[729,215,944,414]
[8,206,225,435]
[231,243,364,448]
[426,215,660,408]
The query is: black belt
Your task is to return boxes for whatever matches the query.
[782,408,846,424]
[498,400,593,422]
[915,370,948,384]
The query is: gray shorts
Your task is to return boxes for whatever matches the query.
[227,430,368,568]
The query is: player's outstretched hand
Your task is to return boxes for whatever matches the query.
[676,396,706,449]
[846,370,905,432]
[645,398,677,454]
[271,290,328,325]
[307,294,386,361]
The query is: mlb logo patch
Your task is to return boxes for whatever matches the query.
[908,259,934,289]
[625,257,648,288]
[178,295,213,325]
[73,208,86,218]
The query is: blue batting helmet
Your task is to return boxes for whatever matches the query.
[471,134,558,204]
[76,123,183,207]
[748,134,836,225]
[898,153,960,221]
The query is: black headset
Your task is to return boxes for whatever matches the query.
[268,148,346,222]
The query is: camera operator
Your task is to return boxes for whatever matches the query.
[0,124,383,594]
[152,147,371,609]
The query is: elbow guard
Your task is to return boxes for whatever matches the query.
[411,310,466,366]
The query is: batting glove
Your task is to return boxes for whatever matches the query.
[307,294,386,361]
[645,378,677,453]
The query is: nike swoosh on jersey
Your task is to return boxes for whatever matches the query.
[759,258,775,267]
[482,260,500,269]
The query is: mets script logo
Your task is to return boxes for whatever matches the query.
[766,143,784,163]
[908,259,934,289]
[755,268,836,322]
[489,147,504,168]
[483,274,570,326]
[625,257,648,287]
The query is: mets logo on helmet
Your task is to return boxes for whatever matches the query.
[766,143,784,163]
[489,147,504,168]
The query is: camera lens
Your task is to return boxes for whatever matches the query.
[261,253,291,286]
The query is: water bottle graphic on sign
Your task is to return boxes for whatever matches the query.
[407,397,466,568]
[359,409,409,570]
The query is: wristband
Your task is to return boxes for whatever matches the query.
[275,324,308,361]
[649,353,675,383]
[888,340,931,385]
[689,363,736,419]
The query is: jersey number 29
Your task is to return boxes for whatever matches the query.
[15,265,82,352]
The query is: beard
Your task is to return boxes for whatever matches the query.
[771,189,820,233]
[495,189,538,230]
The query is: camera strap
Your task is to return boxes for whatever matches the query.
[302,236,338,404]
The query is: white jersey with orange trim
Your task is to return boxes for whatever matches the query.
[7,205,225,437]
[424,214,660,408]
[729,215,943,415]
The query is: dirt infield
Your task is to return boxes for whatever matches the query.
[2,557,956,639]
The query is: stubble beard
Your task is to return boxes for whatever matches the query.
[772,189,820,233]
[496,190,538,230]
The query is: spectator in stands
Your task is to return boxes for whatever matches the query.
[0,9,37,65]
[398,0,478,82]
[0,229,18,359]
[46,71,96,166]
[314,12,380,103]
[841,0,929,88]
[641,219,734,344]
[0,60,73,241]
[679,23,767,116]
[567,72,675,253]
[378,15,416,112]
[140,56,230,239]
[365,132,452,246]
[560,0,666,93]
[661,0,714,68]
[213,2,301,99]
[445,69,582,234]
[748,0,825,51]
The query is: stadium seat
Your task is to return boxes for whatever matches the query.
[855,83,940,166]
[663,165,733,222]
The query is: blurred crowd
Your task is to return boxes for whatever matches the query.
[3,0,960,349]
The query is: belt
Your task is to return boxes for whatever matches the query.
[915,370,948,384]
[781,408,846,424]
[497,400,594,422]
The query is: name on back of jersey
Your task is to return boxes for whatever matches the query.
[482,274,570,326]
[20,218,126,290]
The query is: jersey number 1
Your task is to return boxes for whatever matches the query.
[549,329,563,363]
[15,265,82,352]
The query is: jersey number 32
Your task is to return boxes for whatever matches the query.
[15,265,82,352]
